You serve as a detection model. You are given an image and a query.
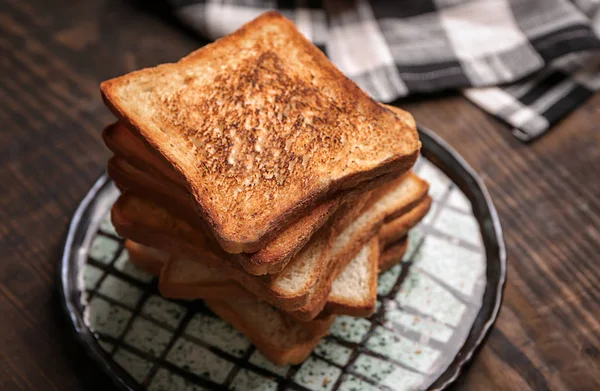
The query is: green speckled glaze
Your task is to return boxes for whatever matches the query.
[396,269,467,327]
[96,275,143,308]
[350,354,395,383]
[82,264,104,290]
[89,235,119,264]
[87,297,131,338]
[434,207,482,246]
[314,339,353,366]
[384,309,454,343]
[123,318,172,357]
[148,369,209,391]
[337,374,379,391]
[141,296,186,329]
[166,339,234,383]
[184,313,250,358]
[329,316,371,343]
[377,263,402,296]
[416,235,485,296]
[230,369,277,391]
[113,348,153,382]
[294,356,342,391]
[248,351,290,376]
[366,326,439,373]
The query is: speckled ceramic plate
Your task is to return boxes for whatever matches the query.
[59,126,505,391]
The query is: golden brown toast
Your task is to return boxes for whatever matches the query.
[101,11,420,255]
[126,240,251,299]
[112,193,368,316]
[379,238,408,272]
[379,195,432,247]
[103,122,186,186]
[108,152,341,276]
[113,173,428,320]
[127,237,378,318]
[128,240,336,365]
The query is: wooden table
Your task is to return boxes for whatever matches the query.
[2,0,599,390]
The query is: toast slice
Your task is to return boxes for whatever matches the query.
[127,240,250,299]
[205,299,335,366]
[105,123,403,276]
[103,122,187,186]
[379,195,432,247]
[113,193,369,316]
[112,173,427,319]
[379,238,409,272]
[108,151,341,276]
[125,240,167,276]
[323,237,379,317]
[127,235,406,316]
[128,237,378,318]
[101,11,420,254]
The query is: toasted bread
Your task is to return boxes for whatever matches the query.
[108,156,193,208]
[128,237,378,318]
[113,194,367,315]
[323,237,378,317]
[101,11,420,254]
[379,238,408,272]
[125,240,167,276]
[379,196,432,247]
[103,122,187,186]
[112,174,426,320]
[105,122,406,276]
[112,173,427,319]
[110,153,341,275]
[205,299,334,366]
[128,234,413,318]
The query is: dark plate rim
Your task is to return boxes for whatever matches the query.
[58,124,506,391]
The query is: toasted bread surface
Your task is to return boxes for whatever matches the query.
[109,189,339,275]
[113,201,322,311]
[379,238,408,272]
[125,240,168,276]
[101,11,420,253]
[106,120,345,275]
[108,156,193,207]
[103,122,187,186]
[108,124,344,275]
[379,196,432,247]
[112,172,427,318]
[128,238,379,319]
[159,255,251,300]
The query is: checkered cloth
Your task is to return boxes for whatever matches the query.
[168,0,600,141]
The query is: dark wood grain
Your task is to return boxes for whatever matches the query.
[1,0,599,390]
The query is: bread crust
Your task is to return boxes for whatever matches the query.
[101,11,420,254]
[110,156,341,275]
[125,238,379,319]
[379,238,408,272]
[111,172,429,319]
[379,196,432,247]
[125,240,167,276]
[322,238,379,317]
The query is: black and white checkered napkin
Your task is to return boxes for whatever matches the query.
[168,0,600,141]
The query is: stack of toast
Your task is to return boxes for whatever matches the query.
[99,12,431,366]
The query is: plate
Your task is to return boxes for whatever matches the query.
[59,126,506,391]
